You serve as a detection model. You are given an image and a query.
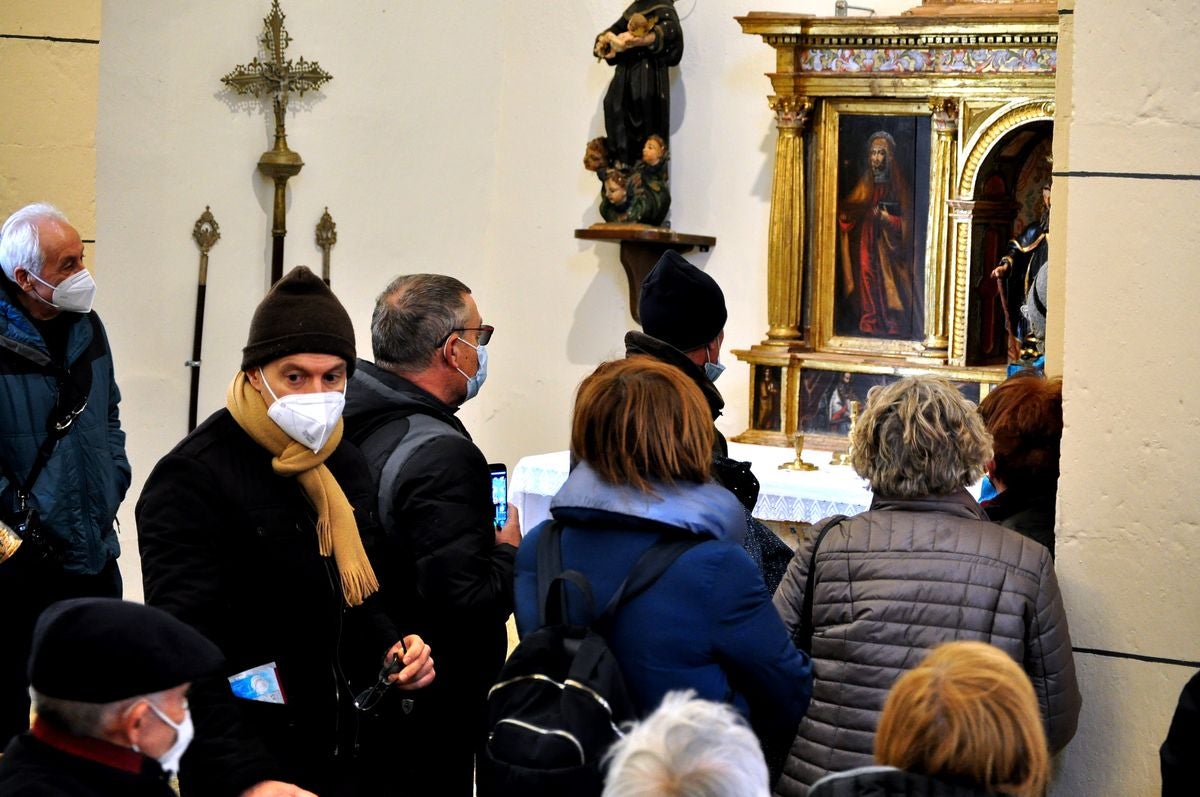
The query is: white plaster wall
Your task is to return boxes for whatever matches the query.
[97,0,915,595]
[1056,0,1200,792]
[1051,0,1200,794]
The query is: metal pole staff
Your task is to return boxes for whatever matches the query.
[188,207,221,432]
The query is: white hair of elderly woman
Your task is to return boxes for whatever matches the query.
[602,690,770,797]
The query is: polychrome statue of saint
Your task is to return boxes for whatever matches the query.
[593,2,683,169]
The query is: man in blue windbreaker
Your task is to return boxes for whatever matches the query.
[0,203,130,749]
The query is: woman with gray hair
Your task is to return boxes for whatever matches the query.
[603,690,770,797]
[771,375,1080,796]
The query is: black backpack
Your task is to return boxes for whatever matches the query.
[477,522,702,797]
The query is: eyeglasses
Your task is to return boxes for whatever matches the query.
[437,325,494,348]
[354,653,403,712]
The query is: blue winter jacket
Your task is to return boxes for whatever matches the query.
[0,285,129,574]
[514,463,812,739]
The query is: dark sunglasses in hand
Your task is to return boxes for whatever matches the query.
[354,653,404,712]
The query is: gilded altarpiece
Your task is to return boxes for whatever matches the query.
[733,2,1057,447]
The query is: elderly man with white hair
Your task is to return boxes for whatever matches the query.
[0,203,130,750]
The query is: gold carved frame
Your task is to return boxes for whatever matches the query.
[732,7,1058,445]
[813,99,934,357]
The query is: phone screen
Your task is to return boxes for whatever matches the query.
[489,464,508,527]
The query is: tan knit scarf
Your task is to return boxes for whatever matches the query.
[226,372,379,606]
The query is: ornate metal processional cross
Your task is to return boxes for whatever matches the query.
[221,0,331,285]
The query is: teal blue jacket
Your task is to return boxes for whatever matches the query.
[0,281,129,574]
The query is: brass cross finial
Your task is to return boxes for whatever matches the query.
[221,0,331,153]
[221,1,332,285]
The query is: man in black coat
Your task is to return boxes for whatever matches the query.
[343,273,521,796]
[625,249,729,455]
[626,250,794,595]
[136,268,433,797]
[0,598,223,797]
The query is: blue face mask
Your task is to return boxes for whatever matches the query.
[454,337,488,402]
[704,350,726,383]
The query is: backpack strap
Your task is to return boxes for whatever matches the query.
[794,515,848,654]
[347,407,455,532]
[536,521,703,631]
[594,535,702,630]
[0,312,103,512]
[536,521,598,627]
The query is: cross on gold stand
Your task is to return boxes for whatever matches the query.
[222,0,331,285]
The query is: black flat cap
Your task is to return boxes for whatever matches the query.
[29,598,224,703]
[638,250,727,352]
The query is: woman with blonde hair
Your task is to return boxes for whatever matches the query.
[513,357,812,768]
[772,375,1079,796]
[810,641,1050,797]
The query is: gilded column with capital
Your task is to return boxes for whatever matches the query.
[921,97,959,359]
[763,95,812,346]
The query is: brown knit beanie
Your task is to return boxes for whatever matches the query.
[241,266,357,375]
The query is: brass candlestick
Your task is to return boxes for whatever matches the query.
[830,399,861,466]
[779,432,818,471]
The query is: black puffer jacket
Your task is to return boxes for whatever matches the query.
[809,767,992,797]
[773,491,1080,797]
[136,409,399,797]
[342,361,516,708]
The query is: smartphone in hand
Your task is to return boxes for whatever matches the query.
[489,463,508,528]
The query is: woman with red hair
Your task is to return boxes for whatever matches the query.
[979,374,1063,556]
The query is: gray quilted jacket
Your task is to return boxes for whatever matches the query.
[772,490,1081,797]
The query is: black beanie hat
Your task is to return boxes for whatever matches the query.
[29,598,224,703]
[241,266,357,375]
[638,250,727,352]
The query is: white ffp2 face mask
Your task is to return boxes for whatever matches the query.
[29,268,97,313]
[260,369,346,453]
[141,700,194,774]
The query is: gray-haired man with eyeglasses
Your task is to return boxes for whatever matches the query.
[344,273,520,796]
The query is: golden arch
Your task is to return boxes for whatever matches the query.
[946,99,1054,363]
[957,99,1055,199]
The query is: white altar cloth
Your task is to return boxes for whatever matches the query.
[510,442,969,534]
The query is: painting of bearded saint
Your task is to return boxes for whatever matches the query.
[835,123,927,340]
